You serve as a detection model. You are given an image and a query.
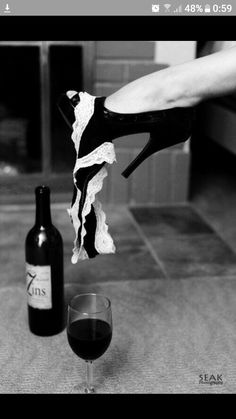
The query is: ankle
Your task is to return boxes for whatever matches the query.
[104,94,143,114]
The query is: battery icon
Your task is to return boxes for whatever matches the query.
[205,4,211,12]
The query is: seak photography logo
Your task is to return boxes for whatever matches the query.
[199,374,223,386]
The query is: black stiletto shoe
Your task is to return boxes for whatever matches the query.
[57,90,195,177]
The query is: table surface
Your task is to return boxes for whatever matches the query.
[1,277,236,394]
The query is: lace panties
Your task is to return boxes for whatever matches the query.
[67,91,116,263]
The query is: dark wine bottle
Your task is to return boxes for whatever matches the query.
[25,185,64,336]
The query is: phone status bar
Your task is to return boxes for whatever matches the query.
[151,3,234,14]
[0,1,235,16]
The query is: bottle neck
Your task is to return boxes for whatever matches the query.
[35,186,52,228]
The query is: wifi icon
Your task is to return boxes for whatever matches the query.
[164,3,171,11]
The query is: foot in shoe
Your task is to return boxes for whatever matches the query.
[57,90,195,263]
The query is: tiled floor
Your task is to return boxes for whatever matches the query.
[130,205,236,279]
[1,202,236,286]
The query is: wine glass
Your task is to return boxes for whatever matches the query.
[67,293,112,393]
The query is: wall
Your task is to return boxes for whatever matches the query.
[154,41,196,65]
[197,41,236,156]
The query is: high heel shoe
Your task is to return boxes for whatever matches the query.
[57,90,195,177]
[57,90,195,263]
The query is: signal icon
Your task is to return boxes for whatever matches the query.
[173,5,182,12]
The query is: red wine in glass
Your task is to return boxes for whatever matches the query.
[67,293,112,393]
[67,318,112,361]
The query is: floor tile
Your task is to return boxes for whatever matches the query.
[130,205,214,237]
[104,206,141,240]
[64,237,165,284]
[0,246,25,287]
[149,234,236,278]
[54,205,140,242]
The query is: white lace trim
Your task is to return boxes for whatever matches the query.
[67,91,117,263]
[93,199,116,254]
[73,142,116,173]
[71,92,96,155]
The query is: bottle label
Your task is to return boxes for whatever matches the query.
[26,263,52,309]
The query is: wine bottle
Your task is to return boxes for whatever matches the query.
[25,185,64,336]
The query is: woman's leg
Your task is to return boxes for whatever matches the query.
[105,46,236,114]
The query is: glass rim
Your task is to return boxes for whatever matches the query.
[68,292,111,315]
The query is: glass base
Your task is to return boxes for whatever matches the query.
[85,386,95,394]
[70,382,94,394]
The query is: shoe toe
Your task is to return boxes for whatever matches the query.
[66,90,78,99]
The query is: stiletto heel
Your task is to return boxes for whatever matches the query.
[121,117,192,178]
[121,137,154,178]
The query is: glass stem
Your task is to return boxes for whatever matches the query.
[85,361,94,393]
